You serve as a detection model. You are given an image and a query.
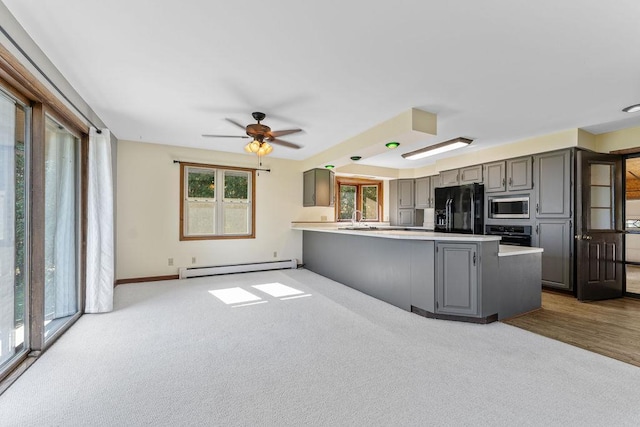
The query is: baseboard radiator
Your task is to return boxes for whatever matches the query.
[179,259,297,279]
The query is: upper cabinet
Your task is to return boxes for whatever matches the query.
[439,165,483,187]
[506,157,533,191]
[534,150,572,218]
[484,157,532,193]
[389,179,416,225]
[303,168,335,207]
[415,176,436,209]
[397,179,415,208]
[460,165,483,185]
[439,169,460,187]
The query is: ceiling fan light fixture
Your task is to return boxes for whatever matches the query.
[622,104,640,113]
[402,137,473,160]
[249,140,261,153]
[243,144,252,153]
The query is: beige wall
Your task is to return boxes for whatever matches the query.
[596,127,640,153]
[116,140,307,280]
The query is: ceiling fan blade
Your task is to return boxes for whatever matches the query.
[225,118,248,130]
[202,134,250,138]
[269,128,303,138]
[270,138,302,149]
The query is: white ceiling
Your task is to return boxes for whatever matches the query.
[4,0,640,169]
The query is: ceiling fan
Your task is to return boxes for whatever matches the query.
[202,112,303,155]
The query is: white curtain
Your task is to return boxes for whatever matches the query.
[0,93,15,364]
[45,123,77,318]
[85,128,114,313]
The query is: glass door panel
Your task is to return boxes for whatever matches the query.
[624,156,640,296]
[44,116,79,339]
[0,92,29,374]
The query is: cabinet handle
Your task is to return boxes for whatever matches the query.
[536,203,539,213]
[473,252,476,266]
[509,177,513,186]
[502,178,505,186]
[536,225,539,234]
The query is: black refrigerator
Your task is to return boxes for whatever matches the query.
[434,183,485,234]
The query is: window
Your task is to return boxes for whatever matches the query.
[180,163,255,240]
[336,178,382,222]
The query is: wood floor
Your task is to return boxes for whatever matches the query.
[504,291,640,367]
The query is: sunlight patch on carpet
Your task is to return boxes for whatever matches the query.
[252,283,305,298]
[209,287,262,305]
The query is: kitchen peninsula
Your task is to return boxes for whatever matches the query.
[292,224,542,323]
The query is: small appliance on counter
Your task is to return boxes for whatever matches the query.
[434,183,484,234]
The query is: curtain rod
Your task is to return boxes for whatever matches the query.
[172,160,271,172]
[0,23,102,133]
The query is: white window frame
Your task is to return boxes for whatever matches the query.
[180,163,255,240]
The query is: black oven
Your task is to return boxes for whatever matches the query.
[485,225,532,247]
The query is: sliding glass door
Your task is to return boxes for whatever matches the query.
[0,91,29,374]
[43,116,80,339]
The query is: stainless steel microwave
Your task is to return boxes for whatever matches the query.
[488,196,530,219]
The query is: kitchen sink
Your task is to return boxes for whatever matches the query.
[339,226,379,230]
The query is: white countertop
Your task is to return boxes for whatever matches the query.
[498,244,544,257]
[291,223,502,242]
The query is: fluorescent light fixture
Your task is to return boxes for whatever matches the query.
[622,104,640,113]
[402,137,473,160]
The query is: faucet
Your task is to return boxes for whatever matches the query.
[351,210,363,227]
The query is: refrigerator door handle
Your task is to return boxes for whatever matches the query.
[445,198,452,231]
[470,192,475,234]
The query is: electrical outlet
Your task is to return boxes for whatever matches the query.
[168,258,173,266]
[273,251,277,258]
[192,257,196,264]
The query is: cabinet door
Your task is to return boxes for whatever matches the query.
[436,243,479,316]
[428,176,436,208]
[484,161,506,193]
[460,165,483,184]
[534,219,573,290]
[398,179,415,208]
[415,177,429,208]
[507,156,532,191]
[303,169,334,206]
[303,170,316,206]
[398,208,415,226]
[440,169,460,187]
[534,150,572,218]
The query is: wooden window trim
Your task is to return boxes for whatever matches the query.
[335,177,383,222]
[179,162,256,240]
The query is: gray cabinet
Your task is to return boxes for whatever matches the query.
[415,176,436,208]
[390,179,415,225]
[398,209,416,226]
[484,157,532,193]
[398,179,414,208]
[303,168,334,207]
[439,169,460,187]
[460,165,483,185]
[534,219,573,290]
[506,156,533,191]
[441,166,483,187]
[484,161,506,193]
[436,243,479,316]
[534,150,572,218]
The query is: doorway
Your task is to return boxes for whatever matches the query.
[624,155,640,297]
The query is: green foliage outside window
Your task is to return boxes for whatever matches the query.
[188,169,215,198]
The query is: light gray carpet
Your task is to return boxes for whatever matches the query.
[1,268,639,426]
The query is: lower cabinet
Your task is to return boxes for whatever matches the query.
[397,208,415,226]
[435,243,479,317]
[534,219,573,290]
